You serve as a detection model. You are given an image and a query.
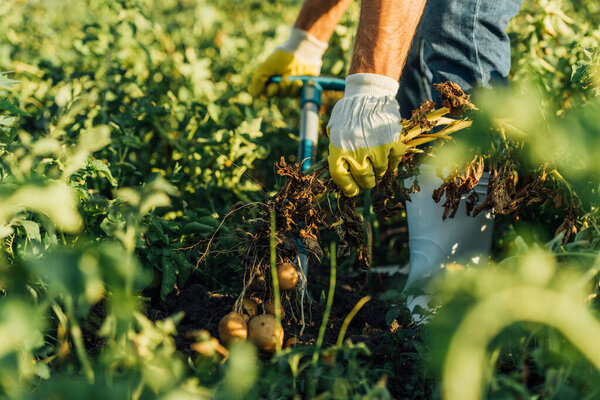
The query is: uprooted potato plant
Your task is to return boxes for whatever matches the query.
[220,82,479,320]
[208,80,592,326]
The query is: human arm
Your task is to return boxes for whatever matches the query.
[350,0,426,79]
[294,0,352,42]
[250,0,351,97]
[328,0,427,197]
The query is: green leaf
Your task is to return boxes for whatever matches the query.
[0,98,26,115]
[207,103,220,122]
[172,251,192,287]
[115,188,141,207]
[144,215,169,244]
[385,308,402,326]
[0,73,19,89]
[0,116,17,127]
[33,362,50,380]
[160,257,177,300]
[195,216,221,229]
[88,159,118,187]
[100,215,126,238]
[183,221,213,235]
[18,220,41,243]
[0,183,83,235]
[78,126,111,154]
[140,192,171,215]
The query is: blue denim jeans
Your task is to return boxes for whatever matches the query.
[397,0,523,118]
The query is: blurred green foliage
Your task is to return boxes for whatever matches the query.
[0,0,598,398]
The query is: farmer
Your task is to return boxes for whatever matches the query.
[250,0,523,319]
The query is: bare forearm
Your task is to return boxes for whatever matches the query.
[350,0,427,80]
[294,0,352,43]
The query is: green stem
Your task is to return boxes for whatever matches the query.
[60,231,67,246]
[60,299,95,383]
[269,208,282,352]
[71,321,95,383]
[336,296,371,346]
[308,242,337,399]
[549,168,579,204]
[313,242,337,361]
[443,286,600,400]
[301,157,328,175]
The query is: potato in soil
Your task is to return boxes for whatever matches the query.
[277,262,299,291]
[248,314,284,354]
[242,298,258,318]
[263,299,285,319]
[218,312,248,345]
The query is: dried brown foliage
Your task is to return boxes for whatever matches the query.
[434,159,581,243]
[555,206,579,242]
[272,157,327,254]
[432,156,485,219]
[473,165,580,242]
[239,158,327,301]
[335,195,370,270]
[403,100,437,131]
[235,81,479,303]
[472,163,544,215]
[240,157,376,303]
[372,155,424,220]
[433,81,476,116]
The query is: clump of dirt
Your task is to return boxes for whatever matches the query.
[147,283,236,353]
[433,81,476,116]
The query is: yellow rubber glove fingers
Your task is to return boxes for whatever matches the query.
[371,148,391,180]
[250,49,319,98]
[328,152,361,198]
[265,76,304,97]
[388,141,409,171]
[346,156,377,190]
[251,50,302,97]
[250,50,293,97]
[328,145,394,197]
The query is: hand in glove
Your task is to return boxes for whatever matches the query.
[250,27,327,97]
[327,73,407,197]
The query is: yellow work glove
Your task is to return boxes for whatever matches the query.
[250,27,327,98]
[327,73,407,197]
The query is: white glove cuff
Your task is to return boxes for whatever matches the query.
[277,27,327,67]
[344,73,400,98]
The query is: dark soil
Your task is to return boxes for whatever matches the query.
[141,213,429,398]
[145,261,419,365]
[143,262,430,398]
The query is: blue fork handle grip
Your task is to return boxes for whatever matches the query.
[268,75,345,92]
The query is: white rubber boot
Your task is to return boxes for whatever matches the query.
[403,164,493,322]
